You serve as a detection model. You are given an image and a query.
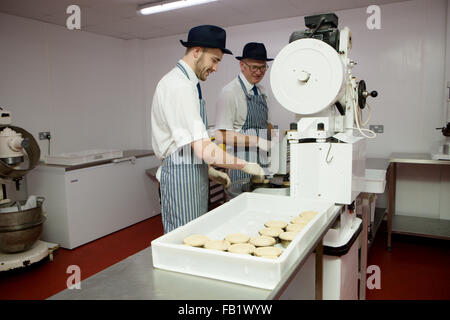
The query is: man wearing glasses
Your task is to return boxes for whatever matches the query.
[214,42,274,182]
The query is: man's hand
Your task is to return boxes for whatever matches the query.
[208,166,231,188]
[257,137,271,151]
[268,123,278,140]
[241,162,265,176]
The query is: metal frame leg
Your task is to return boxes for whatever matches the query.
[315,239,323,300]
[359,194,369,300]
[387,162,396,251]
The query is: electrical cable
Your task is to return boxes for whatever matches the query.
[308,17,325,38]
[348,81,376,139]
[360,101,372,126]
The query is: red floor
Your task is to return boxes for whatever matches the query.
[366,229,450,300]
[1,216,449,300]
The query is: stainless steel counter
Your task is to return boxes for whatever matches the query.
[387,152,450,249]
[389,152,450,165]
[49,206,342,300]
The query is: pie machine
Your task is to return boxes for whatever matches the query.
[231,13,378,207]
[268,13,378,210]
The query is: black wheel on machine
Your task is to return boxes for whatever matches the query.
[358,80,367,109]
[358,80,378,109]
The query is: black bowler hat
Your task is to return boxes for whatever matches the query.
[236,42,273,61]
[180,25,233,55]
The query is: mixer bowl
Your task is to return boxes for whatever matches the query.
[0,197,45,253]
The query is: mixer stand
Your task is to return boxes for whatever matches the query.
[0,240,58,272]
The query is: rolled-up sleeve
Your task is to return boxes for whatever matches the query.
[161,83,209,148]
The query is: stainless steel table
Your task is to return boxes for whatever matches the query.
[49,206,342,300]
[387,153,450,249]
[358,158,389,299]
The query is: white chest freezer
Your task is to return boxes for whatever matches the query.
[26,150,161,249]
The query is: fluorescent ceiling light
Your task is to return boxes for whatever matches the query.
[138,0,217,15]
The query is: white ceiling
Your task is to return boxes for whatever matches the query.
[0,0,409,40]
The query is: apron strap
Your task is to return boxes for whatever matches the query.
[176,62,207,126]
[237,75,252,100]
[176,62,190,79]
[177,62,202,100]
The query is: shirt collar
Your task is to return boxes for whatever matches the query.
[239,73,256,94]
[178,60,199,86]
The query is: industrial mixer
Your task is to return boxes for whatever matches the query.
[0,108,56,271]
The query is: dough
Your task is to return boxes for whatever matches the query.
[258,227,283,238]
[299,210,318,221]
[286,223,306,232]
[279,231,299,248]
[225,233,250,244]
[254,246,283,257]
[183,234,210,247]
[249,235,276,247]
[264,220,288,229]
[204,240,231,251]
[228,243,256,255]
[290,216,310,225]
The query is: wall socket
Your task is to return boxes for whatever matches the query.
[369,125,384,133]
[38,131,51,140]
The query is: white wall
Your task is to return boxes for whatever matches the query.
[0,13,147,156]
[0,0,448,160]
[144,0,449,158]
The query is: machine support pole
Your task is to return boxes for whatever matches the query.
[315,239,323,300]
[1,183,6,200]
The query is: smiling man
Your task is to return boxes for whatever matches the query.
[214,42,274,182]
[151,26,265,233]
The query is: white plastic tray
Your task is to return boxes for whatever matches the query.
[151,193,335,290]
[363,169,386,194]
[45,149,123,166]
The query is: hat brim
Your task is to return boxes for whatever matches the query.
[180,40,233,55]
[236,56,274,61]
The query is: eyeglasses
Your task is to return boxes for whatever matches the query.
[243,61,269,72]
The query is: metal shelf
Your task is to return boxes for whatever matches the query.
[391,214,450,240]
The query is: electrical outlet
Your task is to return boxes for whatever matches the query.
[39,131,51,140]
[369,125,384,133]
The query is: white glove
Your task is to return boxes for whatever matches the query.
[257,137,271,151]
[208,166,231,188]
[241,162,265,176]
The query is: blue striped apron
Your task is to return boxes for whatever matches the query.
[160,63,209,233]
[229,76,269,182]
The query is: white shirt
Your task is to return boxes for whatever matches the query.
[151,60,209,160]
[215,73,267,131]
